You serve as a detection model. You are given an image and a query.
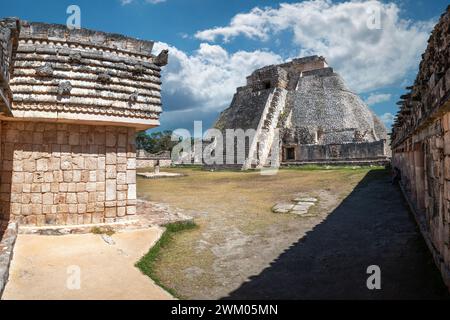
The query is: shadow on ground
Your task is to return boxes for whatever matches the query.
[224,170,449,300]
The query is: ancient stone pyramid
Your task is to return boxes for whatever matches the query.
[213,56,389,169]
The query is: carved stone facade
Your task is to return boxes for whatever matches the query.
[0,18,19,115]
[0,18,167,226]
[214,56,389,169]
[136,150,172,168]
[391,6,450,288]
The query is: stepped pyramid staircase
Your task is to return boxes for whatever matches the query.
[243,87,287,170]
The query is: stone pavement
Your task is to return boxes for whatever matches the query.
[1,227,174,300]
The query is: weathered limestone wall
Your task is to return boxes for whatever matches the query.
[0,18,167,226]
[0,18,19,115]
[286,68,387,145]
[0,121,137,225]
[136,159,171,169]
[136,149,171,168]
[391,6,450,288]
[290,140,388,163]
[9,21,165,129]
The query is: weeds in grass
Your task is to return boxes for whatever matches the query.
[136,221,198,298]
[91,226,115,236]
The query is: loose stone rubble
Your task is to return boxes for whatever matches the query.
[136,149,172,168]
[391,6,450,289]
[0,18,168,226]
[0,221,17,297]
[272,197,317,215]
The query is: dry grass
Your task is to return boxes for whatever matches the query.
[137,166,382,299]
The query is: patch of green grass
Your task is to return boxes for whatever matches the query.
[136,221,198,298]
[91,226,115,236]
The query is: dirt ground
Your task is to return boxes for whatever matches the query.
[2,227,174,300]
[137,167,449,300]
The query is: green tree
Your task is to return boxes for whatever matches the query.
[136,130,180,154]
[136,131,153,152]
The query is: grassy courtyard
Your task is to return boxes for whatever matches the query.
[136,166,381,299]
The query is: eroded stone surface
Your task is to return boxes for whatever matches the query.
[391,6,450,290]
[294,197,318,203]
[137,172,184,179]
[0,222,18,298]
[272,203,294,214]
[212,56,390,170]
[273,197,317,215]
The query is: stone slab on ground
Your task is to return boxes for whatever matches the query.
[2,227,174,300]
[137,172,185,179]
[272,203,294,214]
[293,197,318,203]
[272,197,317,215]
[17,199,193,235]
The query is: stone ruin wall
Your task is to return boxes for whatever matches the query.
[391,6,450,288]
[0,19,167,226]
[0,18,19,114]
[245,55,328,91]
[9,21,164,126]
[290,140,388,164]
[136,150,171,168]
[0,121,137,225]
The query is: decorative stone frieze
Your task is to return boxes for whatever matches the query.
[0,18,20,115]
[57,81,72,96]
[35,63,54,77]
[6,20,168,130]
[391,6,450,289]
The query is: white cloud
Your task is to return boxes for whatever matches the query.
[365,93,392,106]
[195,0,434,93]
[380,112,394,128]
[153,42,282,114]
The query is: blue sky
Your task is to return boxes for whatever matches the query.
[2,0,449,133]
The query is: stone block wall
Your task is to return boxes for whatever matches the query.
[287,140,388,163]
[136,159,172,169]
[0,19,168,226]
[0,121,137,226]
[392,114,450,288]
[0,18,19,114]
[391,6,450,289]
